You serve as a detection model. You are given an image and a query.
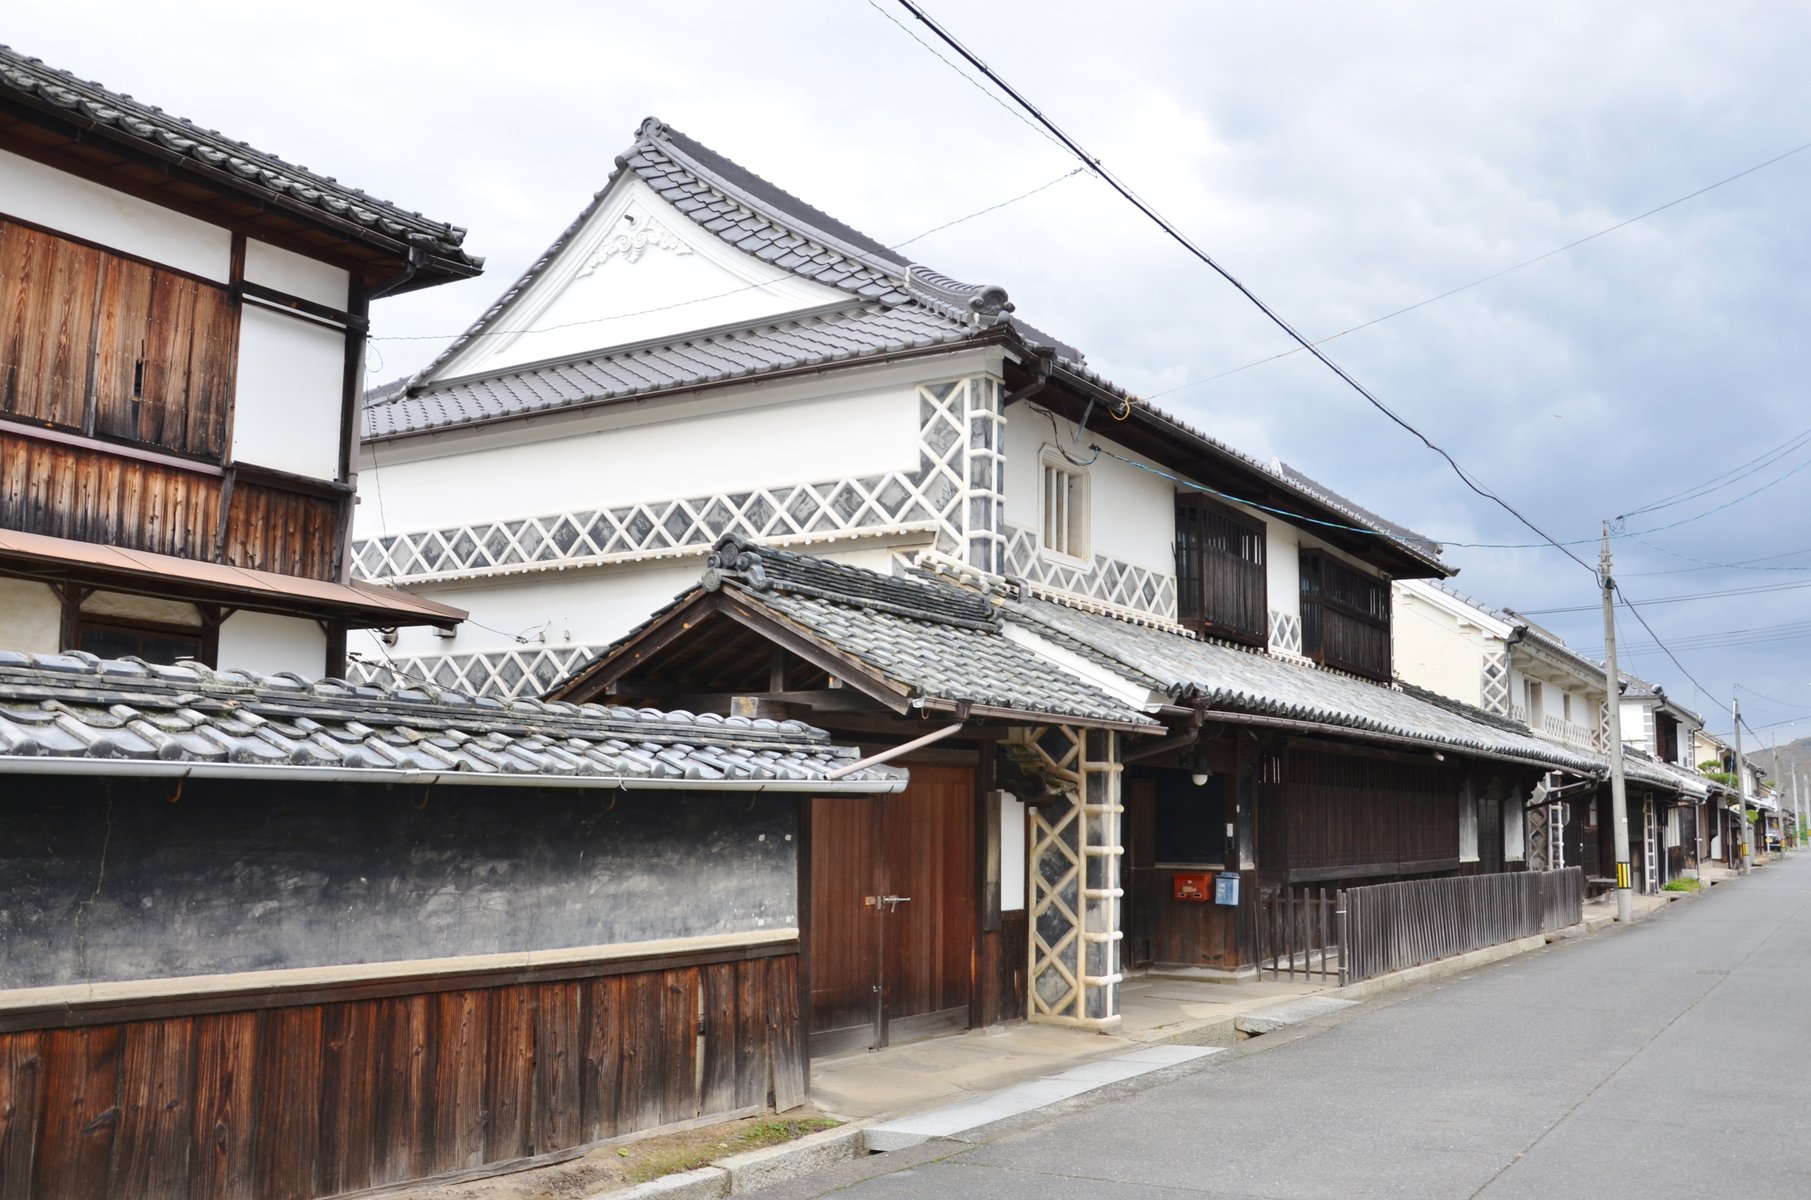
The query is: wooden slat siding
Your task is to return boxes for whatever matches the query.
[1281,748,1460,880]
[484,985,536,1164]
[618,972,665,1134]
[432,989,489,1173]
[318,1000,378,1196]
[733,958,771,1112]
[0,1029,45,1200]
[256,1004,323,1200]
[657,969,699,1127]
[190,1010,259,1200]
[698,963,738,1119]
[109,1015,196,1197]
[370,993,435,1187]
[578,975,625,1145]
[768,955,806,1113]
[0,221,102,430]
[1,952,804,1199]
[532,981,581,1155]
[0,431,338,579]
[1298,551,1392,682]
[1175,494,1267,646]
[33,1025,122,1198]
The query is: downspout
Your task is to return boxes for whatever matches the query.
[1000,349,1055,409]
[824,722,965,780]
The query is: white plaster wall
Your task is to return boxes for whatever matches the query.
[1001,794,1026,912]
[1620,701,1649,748]
[217,611,328,677]
[359,383,920,537]
[233,306,346,479]
[243,239,349,310]
[432,176,849,380]
[82,592,200,625]
[1000,419,1174,572]
[1392,586,1487,706]
[0,148,231,280]
[0,579,62,653]
[1266,520,1302,624]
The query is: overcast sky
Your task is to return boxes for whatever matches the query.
[15,2,1811,748]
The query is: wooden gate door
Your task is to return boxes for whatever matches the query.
[807,763,975,1056]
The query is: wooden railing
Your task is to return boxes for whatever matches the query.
[1338,868,1582,986]
[1540,714,1597,749]
[1256,885,1341,981]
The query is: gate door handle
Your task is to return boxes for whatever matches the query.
[879,894,912,911]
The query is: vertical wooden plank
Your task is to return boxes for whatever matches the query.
[698,963,738,1119]
[578,976,625,1144]
[0,223,103,429]
[109,1017,196,1198]
[317,1001,377,1196]
[733,958,770,1111]
[532,981,581,1155]
[0,1031,47,1200]
[769,956,806,1113]
[186,279,237,457]
[189,1010,258,1200]
[658,969,700,1127]
[431,989,489,1172]
[619,971,667,1134]
[485,985,536,1164]
[370,993,435,1188]
[32,1025,122,1199]
[254,1005,323,1200]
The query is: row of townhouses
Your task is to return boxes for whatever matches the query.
[0,48,1792,1199]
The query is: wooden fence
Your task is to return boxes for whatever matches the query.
[0,944,803,1200]
[1255,886,1342,982]
[1339,868,1583,986]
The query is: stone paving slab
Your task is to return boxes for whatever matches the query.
[1233,994,1360,1035]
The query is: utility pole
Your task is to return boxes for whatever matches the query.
[1733,699,1752,874]
[1600,528,1634,922]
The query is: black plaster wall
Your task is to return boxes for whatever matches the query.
[0,777,800,989]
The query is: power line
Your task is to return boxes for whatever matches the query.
[1518,576,1811,616]
[889,0,1595,576]
[370,165,1086,346]
[1609,583,1730,711]
[1140,136,1811,403]
[1620,423,1811,519]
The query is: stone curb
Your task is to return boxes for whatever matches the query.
[599,1125,866,1200]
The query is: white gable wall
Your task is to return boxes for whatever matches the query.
[430,176,852,381]
[1394,585,1493,708]
[1000,417,1174,576]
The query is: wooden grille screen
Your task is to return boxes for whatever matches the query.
[0,221,236,459]
[1298,551,1391,680]
[1175,494,1267,645]
[1280,748,1461,878]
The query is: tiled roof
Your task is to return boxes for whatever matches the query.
[1271,460,1440,558]
[367,303,966,438]
[0,46,479,275]
[1005,596,1606,773]
[702,540,1158,730]
[0,651,901,790]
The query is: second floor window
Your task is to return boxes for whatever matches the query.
[1174,494,1267,646]
[1299,550,1391,681]
[1040,449,1089,560]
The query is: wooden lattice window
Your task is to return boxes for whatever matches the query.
[1299,550,1391,681]
[1040,448,1089,560]
[1174,494,1266,646]
[0,219,236,459]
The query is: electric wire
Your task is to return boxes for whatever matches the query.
[889,0,1594,576]
[1620,424,1811,519]
[1609,584,1730,712]
[1140,138,1811,403]
[1516,577,1811,616]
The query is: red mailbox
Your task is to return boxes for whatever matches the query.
[1172,871,1213,902]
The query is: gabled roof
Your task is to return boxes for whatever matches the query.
[554,535,1158,732]
[0,46,480,288]
[0,649,902,791]
[374,116,1444,576]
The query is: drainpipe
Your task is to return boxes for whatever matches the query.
[824,722,965,780]
[1000,350,1055,409]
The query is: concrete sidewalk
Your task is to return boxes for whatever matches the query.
[809,973,1329,1122]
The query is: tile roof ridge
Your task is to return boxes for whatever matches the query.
[0,45,475,267]
[702,534,1000,631]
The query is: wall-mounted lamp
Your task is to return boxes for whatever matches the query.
[1191,747,1212,787]
[1432,751,1446,762]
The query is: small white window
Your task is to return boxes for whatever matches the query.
[1523,679,1544,725]
[1039,447,1090,561]
[1503,795,1525,862]
[1561,693,1573,723]
[1459,784,1480,863]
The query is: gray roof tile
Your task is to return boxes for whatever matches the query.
[0,46,478,275]
[0,650,900,788]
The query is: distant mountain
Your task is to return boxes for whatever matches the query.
[1746,734,1811,801]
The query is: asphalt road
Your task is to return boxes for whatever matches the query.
[757,858,1811,1199]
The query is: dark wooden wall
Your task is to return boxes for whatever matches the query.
[0,948,805,1200]
[1261,746,1461,883]
[0,430,338,580]
[974,911,1027,1026]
